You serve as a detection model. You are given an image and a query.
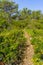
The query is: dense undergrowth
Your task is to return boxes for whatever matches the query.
[0,20,26,65]
[0,16,43,65]
[26,20,43,65]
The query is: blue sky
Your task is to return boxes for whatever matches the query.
[14,0,43,12]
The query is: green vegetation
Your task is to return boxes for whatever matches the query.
[26,21,43,65]
[0,0,43,65]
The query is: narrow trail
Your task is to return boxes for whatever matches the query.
[20,30,34,65]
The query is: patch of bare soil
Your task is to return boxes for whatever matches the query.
[20,30,34,65]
